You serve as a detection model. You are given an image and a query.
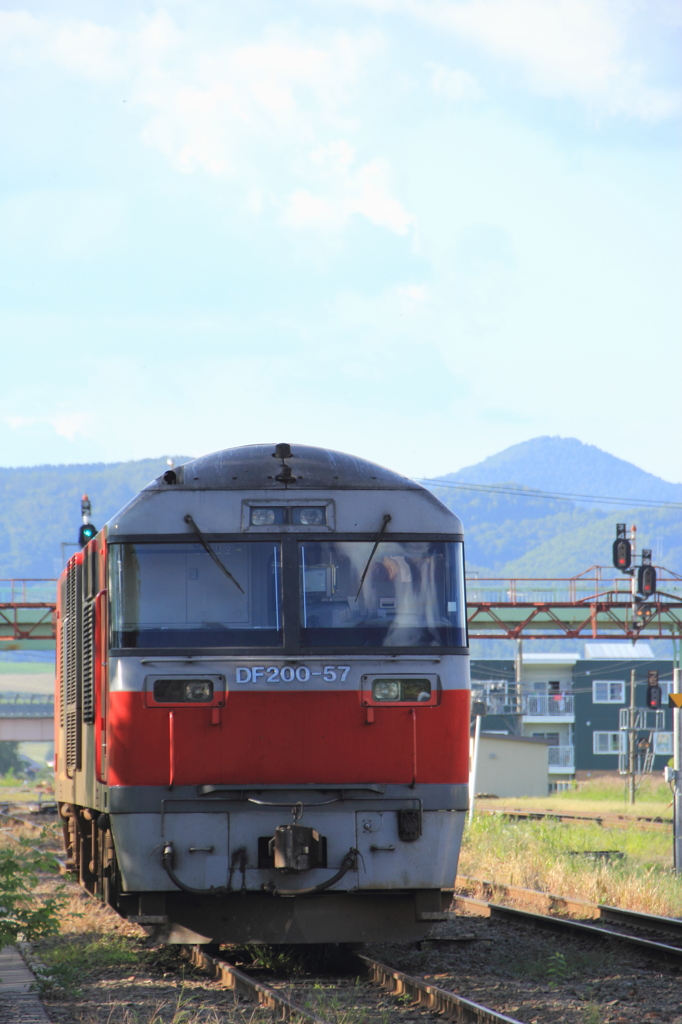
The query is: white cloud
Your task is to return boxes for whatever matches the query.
[0,11,125,82]
[350,0,682,119]
[3,412,91,441]
[282,141,414,233]
[430,64,483,101]
[0,11,411,232]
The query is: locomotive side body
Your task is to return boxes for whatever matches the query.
[55,445,470,944]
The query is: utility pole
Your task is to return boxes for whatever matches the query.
[513,638,523,735]
[666,667,682,873]
[628,668,637,805]
[468,702,485,823]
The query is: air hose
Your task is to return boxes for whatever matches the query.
[261,847,359,896]
[162,843,359,898]
[162,843,231,896]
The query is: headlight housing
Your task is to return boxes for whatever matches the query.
[371,678,432,702]
[153,679,214,703]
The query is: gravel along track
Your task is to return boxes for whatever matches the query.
[10,813,682,1024]
[27,904,682,1024]
[190,945,525,1024]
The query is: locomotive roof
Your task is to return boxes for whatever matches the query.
[147,444,425,492]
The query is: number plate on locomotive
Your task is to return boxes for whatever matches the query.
[235,665,351,683]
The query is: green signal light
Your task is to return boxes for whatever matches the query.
[79,523,98,548]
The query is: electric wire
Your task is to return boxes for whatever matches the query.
[419,478,682,511]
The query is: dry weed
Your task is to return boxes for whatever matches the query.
[461,814,682,917]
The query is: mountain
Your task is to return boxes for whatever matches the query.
[0,437,679,582]
[0,457,188,578]
[426,437,682,577]
[437,436,682,506]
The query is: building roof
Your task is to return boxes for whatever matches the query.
[584,642,655,660]
[479,732,551,744]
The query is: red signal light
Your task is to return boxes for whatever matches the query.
[612,538,631,570]
[637,564,656,596]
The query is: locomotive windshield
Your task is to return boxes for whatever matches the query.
[110,542,282,648]
[299,541,466,648]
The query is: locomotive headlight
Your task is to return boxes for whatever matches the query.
[373,680,401,701]
[371,678,432,702]
[184,681,213,702]
[153,678,215,703]
[294,507,326,525]
[251,508,276,526]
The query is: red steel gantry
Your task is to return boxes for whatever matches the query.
[1,567,681,648]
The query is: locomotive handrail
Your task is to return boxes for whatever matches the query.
[247,796,340,808]
[198,782,387,794]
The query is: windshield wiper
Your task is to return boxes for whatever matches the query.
[184,514,245,594]
[355,514,392,601]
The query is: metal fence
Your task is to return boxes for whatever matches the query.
[0,692,54,718]
[0,579,57,604]
[548,745,575,768]
[523,694,574,716]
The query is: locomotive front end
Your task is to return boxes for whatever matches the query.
[56,443,470,945]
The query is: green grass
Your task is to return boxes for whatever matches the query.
[460,813,682,916]
[478,773,674,819]
[36,933,141,995]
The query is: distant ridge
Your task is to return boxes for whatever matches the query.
[438,437,682,506]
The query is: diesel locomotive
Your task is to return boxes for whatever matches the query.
[55,443,470,945]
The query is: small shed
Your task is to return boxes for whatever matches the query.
[473,733,549,798]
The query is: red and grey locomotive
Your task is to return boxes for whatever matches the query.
[55,443,470,945]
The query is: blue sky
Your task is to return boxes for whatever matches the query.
[0,0,680,480]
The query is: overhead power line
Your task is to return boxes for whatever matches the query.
[418,478,682,511]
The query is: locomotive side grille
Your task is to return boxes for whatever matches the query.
[58,581,66,730]
[82,601,95,724]
[65,560,83,773]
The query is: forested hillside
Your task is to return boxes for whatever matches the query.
[0,457,188,578]
[0,437,679,580]
[428,437,682,577]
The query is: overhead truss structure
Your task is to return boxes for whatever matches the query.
[2,567,682,647]
[466,566,682,640]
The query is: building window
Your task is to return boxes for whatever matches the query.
[654,733,674,756]
[592,681,625,704]
[593,731,623,754]
[532,732,560,744]
[659,682,674,702]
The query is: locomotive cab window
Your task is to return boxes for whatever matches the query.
[110,542,282,649]
[299,540,467,648]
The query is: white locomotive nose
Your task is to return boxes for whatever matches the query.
[55,442,468,945]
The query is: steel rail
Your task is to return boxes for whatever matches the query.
[452,894,682,960]
[358,955,524,1024]
[473,807,672,831]
[189,946,332,1023]
[455,874,682,940]
[190,944,525,1024]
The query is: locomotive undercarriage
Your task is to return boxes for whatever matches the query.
[59,795,465,944]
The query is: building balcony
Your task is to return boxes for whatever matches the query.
[522,694,574,722]
[548,745,575,772]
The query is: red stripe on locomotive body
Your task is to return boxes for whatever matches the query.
[107,688,470,788]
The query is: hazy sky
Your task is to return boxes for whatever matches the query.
[0,1,680,480]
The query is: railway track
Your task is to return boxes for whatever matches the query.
[189,945,526,1024]
[475,806,672,831]
[453,875,682,960]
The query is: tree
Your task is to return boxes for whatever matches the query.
[0,742,23,777]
